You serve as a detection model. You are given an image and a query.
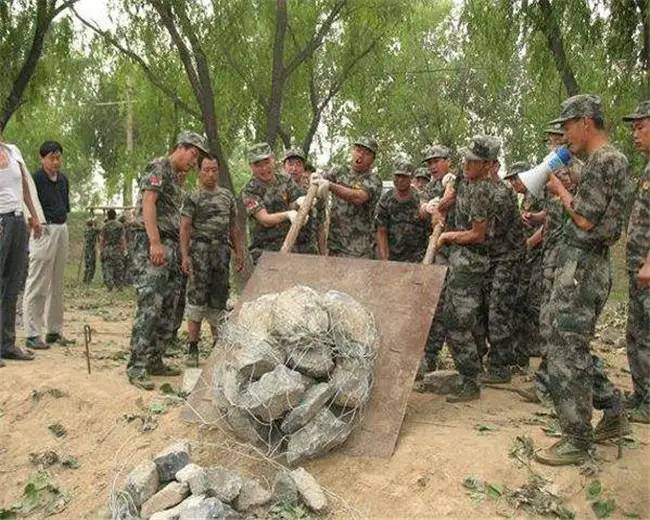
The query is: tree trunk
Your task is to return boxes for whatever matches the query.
[265,0,288,147]
[0,0,50,131]
[537,0,580,96]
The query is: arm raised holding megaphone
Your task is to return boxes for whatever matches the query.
[545,172,595,232]
[518,147,572,198]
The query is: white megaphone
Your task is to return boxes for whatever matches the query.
[519,147,572,198]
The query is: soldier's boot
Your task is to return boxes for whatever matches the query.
[535,438,588,466]
[45,333,75,346]
[149,361,182,377]
[446,379,480,403]
[479,367,511,384]
[594,410,631,442]
[628,404,650,424]
[186,342,199,368]
[26,336,50,350]
[415,356,437,382]
[127,368,155,391]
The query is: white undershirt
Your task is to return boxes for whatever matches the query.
[0,144,23,214]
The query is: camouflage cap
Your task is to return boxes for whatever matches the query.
[353,136,378,154]
[247,142,273,163]
[393,162,412,177]
[462,135,500,161]
[414,167,430,179]
[176,131,209,155]
[421,144,451,162]
[503,161,530,179]
[543,123,564,136]
[282,147,306,163]
[549,94,603,125]
[622,100,650,122]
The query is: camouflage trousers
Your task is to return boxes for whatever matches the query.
[424,252,450,363]
[511,250,543,365]
[101,247,123,290]
[546,246,622,447]
[484,258,520,372]
[626,276,650,406]
[443,268,487,381]
[185,240,230,328]
[127,232,182,375]
[122,250,133,285]
[83,246,96,284]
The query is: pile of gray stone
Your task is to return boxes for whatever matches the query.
[117,440,329,519]
[212,286,379,465]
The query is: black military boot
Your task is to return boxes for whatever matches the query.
[186,342,199,367]
[446,379,480,403]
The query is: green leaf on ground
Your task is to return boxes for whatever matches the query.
[586,480,602,500]
[592,498,616,518]
[475,423,497,433]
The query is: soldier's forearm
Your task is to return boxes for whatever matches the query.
[329,183,369,205]
[180,219,192,259]
[142,193,161,245]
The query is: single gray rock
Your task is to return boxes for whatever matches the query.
[286,408,352,466]
[323,290,378,349]
[419,370,462,395]
[153,440,191,482]
[270,286,329,341]
[141,481,190,519]
[281,383,335,434]
[179,496,242,520]
[204,466,243,503]
[149,495,205,520]
[233,477,272,512]
[272,471,299,505]
[124,460,160,508]
[181,368,203,395]
[224,407,266,445]
[232,339,284,380]
[176,464,207,495]
[330,357,372,409]
[290,467,328,513]
[218,365,245,407]
[286,344,334,378]
[240,365,306,421]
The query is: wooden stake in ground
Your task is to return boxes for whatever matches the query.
[83,324,92,375]
[280,182,319,253]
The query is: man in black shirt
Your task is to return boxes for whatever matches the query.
[23,141,73,349]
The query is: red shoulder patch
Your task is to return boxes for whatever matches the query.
[149,175,162,187]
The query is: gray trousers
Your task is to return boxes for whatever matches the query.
[0,213,28,354]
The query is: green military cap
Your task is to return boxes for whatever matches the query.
[282,147,306,162]
[353,136,378,154]
[414,167,430,179]
[622,100,650,122]
[247,142,273,163]
[176,131,209,155]
[503,161,530,179]
[393,162,412,177]
[461,135,500,161]
[549,94,603,125]
[543,123,564,135]
[421,144,451,162]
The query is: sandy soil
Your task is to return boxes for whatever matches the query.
[0,285,648,519]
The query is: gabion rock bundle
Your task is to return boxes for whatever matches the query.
[212,286,379,465]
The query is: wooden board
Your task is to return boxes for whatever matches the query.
[181,252,446,458]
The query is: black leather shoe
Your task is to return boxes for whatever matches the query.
[2,348,35,361]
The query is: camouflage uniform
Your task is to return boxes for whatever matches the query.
[625,162,650,408]
[127,156,184,376]
[122,221,136,285]
[82,224,99,284]
[101,219,124,290]
[444,173,495,385]
[484,179,526,375]
[324,164,382,258]
[375,188,429,262]
[182,187,237,327]
[241,173,303,263]
[545,142,630,447]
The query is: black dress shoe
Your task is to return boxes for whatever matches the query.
[2,348,35,361]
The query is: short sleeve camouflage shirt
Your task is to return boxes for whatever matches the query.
[101,220,123,248]
[324,164,383,258]
[181,187,237,243]
[626,162,650,273]
[488,179,525,260]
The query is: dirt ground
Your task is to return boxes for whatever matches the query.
[1,280,648,519]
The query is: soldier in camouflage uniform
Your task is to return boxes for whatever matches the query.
[436,136,498,402]
[240,143,304,264]
[375,165,429,262]
[82,218,99,284]
[417,145,457,376]
[480,143,527,383]
[282,148,326,254]
[622,101,650,424]
[122,212,136,285]
[180,155,244,366]
[536,95,631,466]
[126,131,208,390]
[412,167,430,192]
[100,209,125,290]
[315,137,382,258]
